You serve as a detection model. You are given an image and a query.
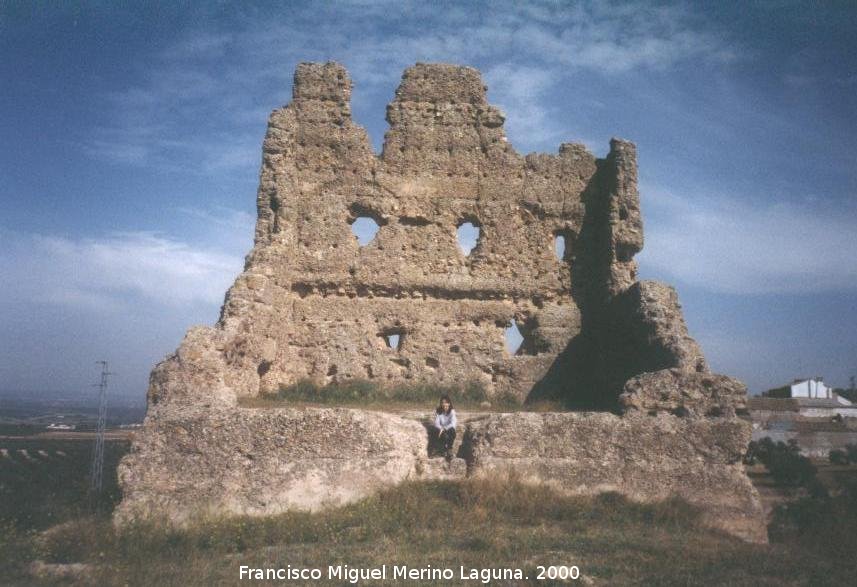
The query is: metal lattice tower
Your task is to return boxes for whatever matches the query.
[89,360,112,497]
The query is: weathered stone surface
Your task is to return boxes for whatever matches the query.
[116,407,428,522]
[598,281,709,399]
[118,62,764,543]
[421,456,468,480]
[118,405,766,542]
[620,368,748,418]
[465,412,767,543]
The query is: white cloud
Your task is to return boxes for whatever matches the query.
[484,64,560,149]
[176,205,255,233]
[638,186,857,294]
[82,1,737,166]
[0,212,251,312]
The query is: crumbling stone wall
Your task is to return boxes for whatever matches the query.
[119,62,764,542]
[208,61,671,406]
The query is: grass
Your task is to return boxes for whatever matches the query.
[0,437,127,530]
[244,378,536,411]
[5,435,857,585]
[4,470,857,585]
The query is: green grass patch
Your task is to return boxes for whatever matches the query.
[254,378,525,410]
[0,438,128,530]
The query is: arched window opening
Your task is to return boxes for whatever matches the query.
[457,221,481,256]
[505,320,524,355]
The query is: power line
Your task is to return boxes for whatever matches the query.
[88,360,112,503]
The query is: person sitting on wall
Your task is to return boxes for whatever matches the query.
[433,394,457,460]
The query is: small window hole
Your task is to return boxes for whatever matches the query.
[257,361,271,377]
[351,217,380,246]
[385,334,401,350]
[553,229,575,262]
[505,320,524,355]
[554,234,566,261]
[457,221,480,256]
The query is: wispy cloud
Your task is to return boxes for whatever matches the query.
[484,64,560,149]
[0,210,251,312]
[639,186,857,294]
[83,1,737,166]
[176,205,255,232]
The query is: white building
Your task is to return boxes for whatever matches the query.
[790,377,835,399]
[46,423,75,431]
[749,378,857,457]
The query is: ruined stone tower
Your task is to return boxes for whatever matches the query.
[157,61,707,408]
[118,63,766,543]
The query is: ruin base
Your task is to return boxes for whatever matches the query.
[466,412,767,543]
[116,407,767,543]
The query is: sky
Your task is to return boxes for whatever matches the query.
[1,0,856,404]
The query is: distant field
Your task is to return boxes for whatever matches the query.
[0,429,133,440]
[0,436,128,529]
[2,436,857,586]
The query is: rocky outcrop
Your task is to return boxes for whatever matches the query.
[117,62,764,544]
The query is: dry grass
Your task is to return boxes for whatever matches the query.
[5,436,857,585]
[4,474,857,586]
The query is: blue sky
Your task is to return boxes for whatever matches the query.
[1,1,856,402]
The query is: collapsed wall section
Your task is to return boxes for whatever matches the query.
[116,407,766,544]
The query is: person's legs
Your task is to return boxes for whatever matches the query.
[430,427,444,456]
[443,428,456,457]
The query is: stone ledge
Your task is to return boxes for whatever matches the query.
[466,412,767,543]
[420,457,467,480]
[117,407,766,543]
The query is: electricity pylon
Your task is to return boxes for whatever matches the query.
[88,360,112,502]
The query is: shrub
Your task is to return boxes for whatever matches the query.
[830,449,849,465]
[744,437,775,465]
[845,443,857,464]
[0,521,35,578]
[746,438,820,490]
[770,481,857,561]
